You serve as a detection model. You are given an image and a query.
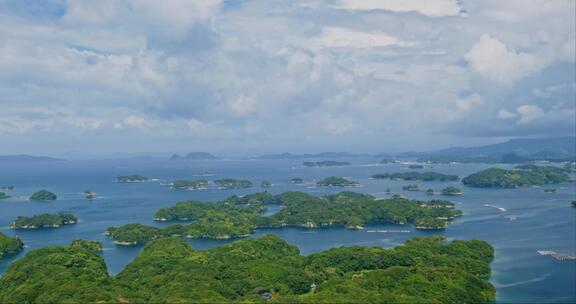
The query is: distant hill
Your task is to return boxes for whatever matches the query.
[0,155,65,162]
[397,137,575,163]
[170,152,218,161]
[258,152,371,159]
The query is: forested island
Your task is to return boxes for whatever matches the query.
[116,175,148,183]
[303,161,350,167]
[0,233,23,259]
[402,184,419,191]
[409,164,424,169]
[372,172,458,181]
[316,176,359,187]
[0,235,495,303]
[291,177,304,184]
[261,180,272,188]
[171,179,208,190]
[442,186,463,196]
[11,213,77,229]
[84,190,96,200]
[214,179,252,189]
[106,191,462,245]
[29,190,57,201]
[462,165,570,188]
[0,192,9,199]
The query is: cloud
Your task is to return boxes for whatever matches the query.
[464,35,547,85]
[334,0,462,17]
[312,26,410,49]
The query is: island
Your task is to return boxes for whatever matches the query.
[426,188,434,195]
[0,232,23,259]
[84,190,96,200]
[170,152,218,160]
[408,164,424,169]
[107,191,463,244]
[214,179,252,189]
[462,165,570,188]
[544,188,557,193]
[316,176,359,187]
[303,161,350,167]
[11,213,77,229]
[261,180,272,188]
[70,239,103,252]
[371,172,458,181]
[0,192,10,200]
[402,184,419,191]
[116,175,148,183]
[171,179,208,190]
[571,200,576,208]
[0,235,495,303]
[290,177,304,184]
[29,190,57,201]
[441,186,462,196]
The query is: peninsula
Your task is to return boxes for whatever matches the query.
[0,233,23,259]
[462,165,570,188]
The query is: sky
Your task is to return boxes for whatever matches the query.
[0,0,574,157]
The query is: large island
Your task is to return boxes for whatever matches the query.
[462,165,570,188]
[106,191,462,245]
[372,171,458,181]
[11,213,77,229]
[316,176,359,187]
[0,235,495,303]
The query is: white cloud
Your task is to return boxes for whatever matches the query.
[335,0,462,17]
[464,35,547,85]
[497,109,518,119]
[516,105,545,124]
[312,27,410,49]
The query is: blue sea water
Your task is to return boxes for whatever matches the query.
[0,158,574,303]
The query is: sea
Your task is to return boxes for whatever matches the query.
[0,158,574,303]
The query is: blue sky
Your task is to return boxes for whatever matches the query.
[0,0,574,156]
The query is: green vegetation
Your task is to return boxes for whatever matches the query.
[105,224,163,245]
[571,201,576,208]
[372,171,458,181]
[303,161,350,167]
[408,164,424,169]
[402,184,419,191]
[261,180,272,188]
[70,240,103,252]
[214,179,252,189]
[0,235,495,303]
[291,177,304,184]
[116,175,148,183]
[544,188,557,193]
[11,213,77,229]
[0,232,23,259]
[108,191,462,244]
[442,186,463,196]
[0,192,9,199]
[316,176,359,187]
[426,188,434,195]
[385,188,391,194]
[29,190,57,201]
[171,179,208,190]
[462,165,570,188]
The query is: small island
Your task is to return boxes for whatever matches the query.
[303,161,350,167]
[0,232,23,259]
[402,184,419,191]
[107,191,463,245]
[544,188,556,193]
[441,186,462,196]
[571,200,576,208]
[11,213,77,229]
[372,172,458,181]
[29,190,57,201]
[426,188,434,195]
[116,175,148,183]
[0,192,10,200]
[462,165,570,188]
[171,179,208,190]
[70,239,103,252]
[316,176,359,187]
[290,177,303,184]
[261,180,272,188]
[214,179,252,189]
[408,164,424,169]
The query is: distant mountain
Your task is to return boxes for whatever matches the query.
[257,152,372,159]
[397,137,575,163]
[170,152,218,160]
[0,155,65,162]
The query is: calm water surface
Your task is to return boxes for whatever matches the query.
[0,158,574,303]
